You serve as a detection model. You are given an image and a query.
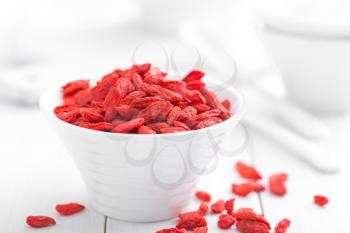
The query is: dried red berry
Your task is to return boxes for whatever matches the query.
[269,173,288,196]
[274,218,291,233]
[56,203,85,216]
[62,80,89,97]
[156,228,187,233]
[193,226,208,233]
[160,127,188,134]
[232,183,265,197]
[198,202,209,216]
[176,212,207,230]
[26,216,56,228]
[225,198,235,215]
[137,125,156,134]
[233,208,271,229]
[236,161,262,180]
[195,191,211,202]
[236,219,270,233]
[111,118,144,133]
[314,195,329,206]
[182,70,205,83]
[211,199,225,214]
[218,214,236,229]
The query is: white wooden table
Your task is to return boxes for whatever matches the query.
[1,98,349,233]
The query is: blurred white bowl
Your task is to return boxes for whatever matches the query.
[40,74,243,222]
[257,8,350,114]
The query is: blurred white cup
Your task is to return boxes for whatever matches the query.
[255,0,350,114]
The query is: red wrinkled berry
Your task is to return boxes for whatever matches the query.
[198,202,209,216]
[235,161,262,180]
[156,228,186,233]
[269,173,288,196]
[193,226,208,233]
[236,219,270,233]
[195,191,211,202]
[233,208,271,229]
[274,218,291,233]
[111,118,144,133]
[218,214,235,229]
[137,125,156,134]
[314,195,329,206]
[56,203,85,216]
[211,199,225,214]
[176,212,207,230]
[225,198,235,215]
[26,216,56,228]
[232,183,265,197]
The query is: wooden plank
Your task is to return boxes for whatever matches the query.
[0,107,105,233]
[252,117,350,233]
[106,130,262,233]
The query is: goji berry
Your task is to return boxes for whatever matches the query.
[233,208,271,229]
[62,80,89,97]
[236,219,270,233]
[235,162,262,180]
[80,108,104,122]
[111,118,144,133]
[167,106,182,125]
[173,121,190,130]
[91,72,119,101]
[197,202,209,216]
[77,122,113,131]
[56,203,85,216]
[176,211,207,230]
[137,125,156,134]
[156,228,186,233]
[160,127,188,134]
[218,214,235,229]
[232,183,265,197]
[314,195,329,206]
[225,198,235,215]
[193,226,208,233]
[195,191,211,202]
[221,99,231,111]
[211,199,225,214]
[269,173,288,196]
[26,216,56,228]
[274,218,291,233]
[74,88,92,106]
[143,67,167,84]
[195,117,222,129]
[121,91,146,105]
[191,103,210,113]
[147,122,170,132]
[182,70,205,83]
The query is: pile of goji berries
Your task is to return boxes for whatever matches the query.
[156,161,329,233]
[26,203,85,228]
[54,64,231,134]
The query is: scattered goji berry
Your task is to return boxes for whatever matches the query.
[26,216,56,228]
[274,218,291,233]
[176,211,207,230]
[211,199,225,214]
[236,219,270,233]
[225,198,235,215]
[156,228,186,233]
[314,195,329,206]
[269,173,288,196]
[232,183,265,197]
[233,208,271,229]
[195,191,212,202]
[193,226,208,233]
[235,161,262,180]
[56,203,85,216]
[62,80,89,97]
[198,202,209,216]
[218,214,236,229]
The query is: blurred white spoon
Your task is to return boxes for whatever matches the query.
[243,111,340,173]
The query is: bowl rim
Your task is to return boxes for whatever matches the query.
[39,72,244,138]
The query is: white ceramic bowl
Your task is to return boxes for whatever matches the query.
[257,11,350,114]
[40,74,243,222]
